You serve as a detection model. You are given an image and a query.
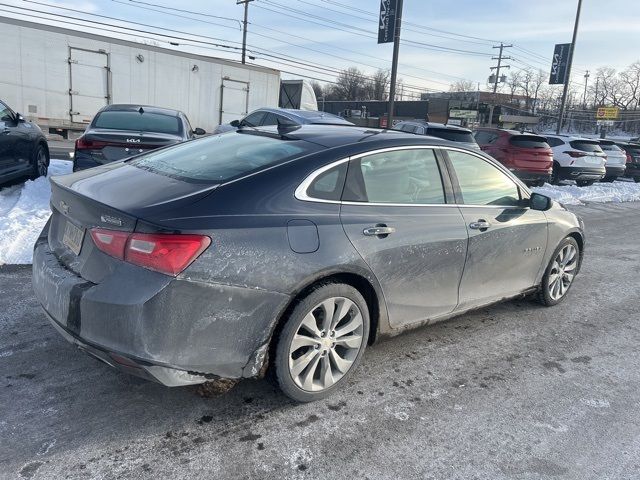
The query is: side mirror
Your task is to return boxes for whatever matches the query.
[16,113,25,122]
[230,119,240,127]
[530,192,552,211]
[193,127,206,135]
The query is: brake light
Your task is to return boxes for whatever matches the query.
[90,228,211,276]
[75,137,109,151]
[627,153,633,164]
[564,150,586,158]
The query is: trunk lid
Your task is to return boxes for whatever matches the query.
[505,135,553,171]
[48,162,217,282]
[78,129,182,164]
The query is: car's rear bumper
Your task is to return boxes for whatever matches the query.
[556,165,605,180]
[604,164,626,177]
[512,170,551,183]
[73,151,103,171]
[32,235,290,386]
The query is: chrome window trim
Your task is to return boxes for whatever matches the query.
[294,145,530,207]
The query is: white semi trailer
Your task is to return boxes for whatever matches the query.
[0,17,281,137]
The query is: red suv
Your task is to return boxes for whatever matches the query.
[474,128,553,186]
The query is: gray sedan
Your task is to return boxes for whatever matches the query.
[32,125,584,402]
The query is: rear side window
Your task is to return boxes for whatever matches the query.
[545,137,564,147]
[599,143,623,152]
[241,111,265,127]
[129,132,316,183]
[474,131,499,145]
[569,141,603,153]
[343,149,445,204]
[448,150,520,206]
[94,111,181,135]
[427,127,475,144]
[306,163,347,201]
[509,135,550,149]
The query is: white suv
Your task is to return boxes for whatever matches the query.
[598,139,627,182]
[544,135,607,186]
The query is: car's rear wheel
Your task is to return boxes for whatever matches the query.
[538,237,580,307]
[549,164,560,185]
[30,144,48,180]
[274,283,369,402]
[634,177,640,183]
[601,176,615,183]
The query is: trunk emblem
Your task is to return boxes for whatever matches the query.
[126,138,141,143]
[100,214,123,227]
[59,201,70,215]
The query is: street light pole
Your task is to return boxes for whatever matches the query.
[556,0,583,134]
[387,0,403,128]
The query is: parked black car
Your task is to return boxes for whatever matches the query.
[213,107,354,134]
[392,120,480,150]
[33,125,584,402]
[616,141,640,182]
[0,99,49,185]
[73,104,205,171]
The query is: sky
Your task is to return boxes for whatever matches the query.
[1,0,639,95]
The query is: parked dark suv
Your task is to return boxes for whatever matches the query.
[392,120,480,150]
[73,104,205,171]
[0,99,49,185]
[474,128,553,186]
[616,142,640,182]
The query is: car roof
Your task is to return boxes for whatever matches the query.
[543,134,598,142]
[100,104,183,116]
[475,128,544,137]
[253,107,353,125]
[238,124,459,149]
[397,120,472,133]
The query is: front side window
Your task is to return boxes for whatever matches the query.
[447,150,520,206]
[343,149,446,204]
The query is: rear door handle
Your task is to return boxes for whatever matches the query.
[363,226,396,236]
[469,220,491,231]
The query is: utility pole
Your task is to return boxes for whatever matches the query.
[582,70,590,108]
[387,0,404,127]
[237,0,254,64]
[488,43,511,127]
[556,0,583,134]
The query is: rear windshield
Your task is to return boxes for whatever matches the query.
[129,132,316,183]
[509,135,550,149]
[94,111,181,135]
[426,127,475,143]
[569,140,603,153]
[599,142,623,152]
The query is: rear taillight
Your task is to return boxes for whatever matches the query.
[90,228,211,276]
[75,137,108,151]
[627,153,633,164]
[564,150,587,158]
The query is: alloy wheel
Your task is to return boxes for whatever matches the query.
[288,296,364,392]
[547,244,578,300]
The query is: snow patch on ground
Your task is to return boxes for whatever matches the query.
[532,180,640,206]
[0,160,72,265]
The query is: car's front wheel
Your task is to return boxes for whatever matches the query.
[538,237,581,306]
[275,283,369,402]
[30,144,48,180]
[576,179,594,187]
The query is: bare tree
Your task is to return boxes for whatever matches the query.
[449,79,476,93]
[310,81,324,100]
[330,67,367,100]
[507,70,522,102]
[619,62,640,110]
[366,69,390,101]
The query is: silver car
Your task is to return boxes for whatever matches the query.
[32,126,584,403]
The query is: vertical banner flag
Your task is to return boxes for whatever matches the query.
[378,0,398,44]
[549,43,572,84]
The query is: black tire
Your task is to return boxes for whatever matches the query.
[601,176,615,183]
[634,177,640,183]
[535,179,546,187]
[274,283,370,402]
[30,144,49,180]
[538,236,581,307]
[576,180,594,187]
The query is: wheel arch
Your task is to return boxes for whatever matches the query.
[264,268,388,375]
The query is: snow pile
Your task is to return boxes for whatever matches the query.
[0,160,72,265]
[532,180,640,206]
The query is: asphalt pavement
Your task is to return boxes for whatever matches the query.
[1,202,640,480]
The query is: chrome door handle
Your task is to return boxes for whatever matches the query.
[363,226,396,236]
[469,220,491,230]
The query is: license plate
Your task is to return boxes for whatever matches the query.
[63,221,85,255]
